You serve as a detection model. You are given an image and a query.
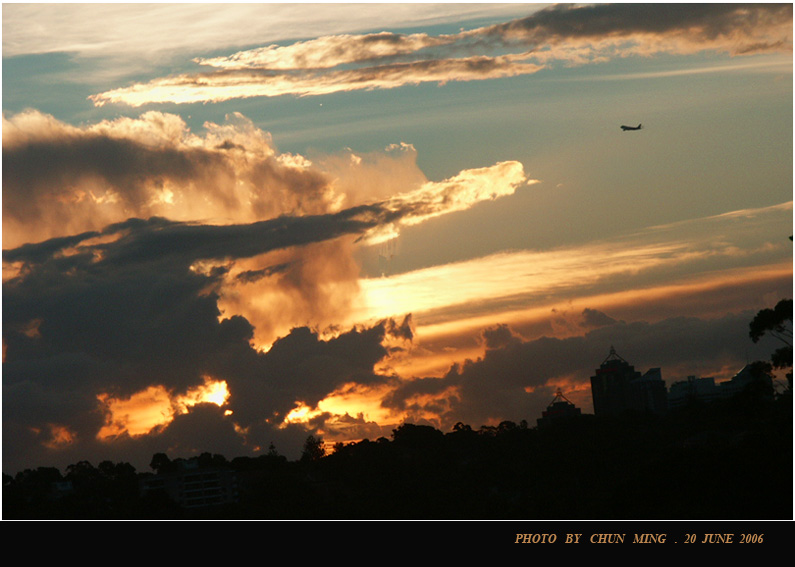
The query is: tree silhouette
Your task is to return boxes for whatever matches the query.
[197,452,228,469]
[149,452,174,474]
[749,299,792,388]
[300,435,326,462]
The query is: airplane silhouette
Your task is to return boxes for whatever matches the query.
[621,123,642,131]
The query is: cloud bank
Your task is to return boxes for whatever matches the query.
[2,107,531,473]
[381,308,775,433]
[89,4,792,106]
[3,3,791,476]
[3,110,527,248]
[2,205,413,471]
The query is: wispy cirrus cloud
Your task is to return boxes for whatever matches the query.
[354,201,793,330]
[2,3,530,60]
[89,54,542,107]
[194,31,453,70]
[89,3,792,107]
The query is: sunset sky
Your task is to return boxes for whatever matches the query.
[2,3,792,474]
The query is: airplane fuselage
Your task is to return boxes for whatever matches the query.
[621,124,642,131]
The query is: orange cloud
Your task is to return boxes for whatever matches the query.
[346,201,792,378]
[354,209,791,327]
[360,160,532,245]
[41,424,77,450]
[97,377,230,440]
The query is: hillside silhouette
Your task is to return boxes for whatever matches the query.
[4,387,791,519]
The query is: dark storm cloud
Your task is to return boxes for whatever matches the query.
[4,203,408,273]
[579,308,619,329]
[3,132,221,213]
[90,210,378,266]
[1,197,426,473]
[1,200,418,378]
[482,323,523,351]
[487,3,792,45]
[2,105,532,473]
[152,403,250,456]
[3,219,258,401]
[385,314,414,343]
[235,262,293,284]
[257,323,390,408]
[384,310,773,430]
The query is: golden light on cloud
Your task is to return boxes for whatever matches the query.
[97,386,174,439]
[42,424,77,449]
[361,161,534,245]
[384,262,794,380]
[2,0,791,489]
[280,382,404,445]
[282,402,321,426]
[195,32,450,70]
[86,4,791,107]
[282,384,395,428]
[89,56,544,107]
[175,376,231,412]
[181,160,530,351]
[355,201,793,330]
[2,261,25,283]
[97,377,230,440]
[355,241,699,326]
[315,383,398,425]
[347,199,792,379]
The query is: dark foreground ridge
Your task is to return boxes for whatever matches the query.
[4,388,791,519]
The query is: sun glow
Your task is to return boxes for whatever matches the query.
[175,376,231,411]
[96,376,230,440]
[280,383,403,438]
[282,402,321,426]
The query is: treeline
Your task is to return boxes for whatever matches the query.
[4,389,791,519]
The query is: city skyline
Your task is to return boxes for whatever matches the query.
[2,3,792,474]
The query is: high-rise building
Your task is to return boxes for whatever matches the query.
[140,459,239,508]
[668,364,775,409]
[668,375,721,409]
[536,388,582,428]
[590,346,667,416]
[718,363,774,399]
